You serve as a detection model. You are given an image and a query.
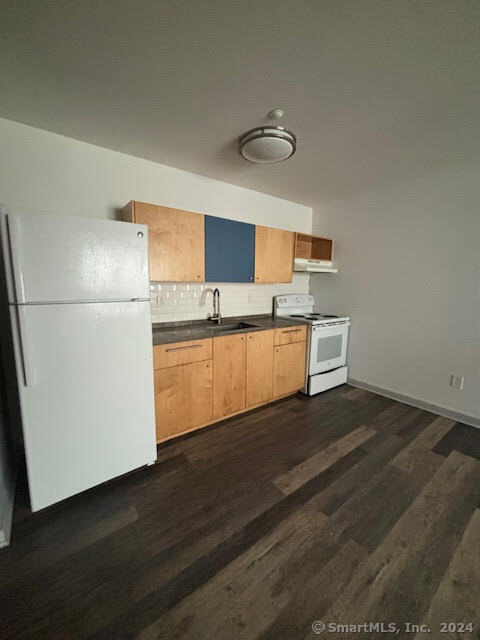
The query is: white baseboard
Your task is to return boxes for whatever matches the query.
[348,378,480,430]
[0,469,16,549]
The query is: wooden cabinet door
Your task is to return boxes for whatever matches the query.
[273,341,306,398]
[213,334,246,419]
[205,216,255,282]
[255,226,294,283]
[133,202,205,282]
[246,330,274,408]
[154,360,213,442]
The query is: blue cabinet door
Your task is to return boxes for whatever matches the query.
[205,216,255,282]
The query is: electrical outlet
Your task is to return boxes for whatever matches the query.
[449,374,464,390]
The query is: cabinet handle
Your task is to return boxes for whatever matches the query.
[165,344,202,352]
[282,329,302,334]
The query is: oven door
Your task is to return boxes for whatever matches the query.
[309,323,350,375]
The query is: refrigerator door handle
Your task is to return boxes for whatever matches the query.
[6,214,26,303]
[16,306,35,386]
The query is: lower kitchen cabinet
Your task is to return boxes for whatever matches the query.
[246,329,274,407]
[273,341,307,397]
[154,360,213,441]
[153,325,306,443]
[213,333,246,419]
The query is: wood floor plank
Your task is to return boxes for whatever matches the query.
[259,539,369,640]
[273,425,376,495]
[415,508,480,639]
[391,416,455,473]
[433,422,480,461]
[343,387,372,402]
[409,415,456,449]
[390,446,445,481]
[314,431,406,516]
[394,408,443,442]
[322,451,480,636]
[364,401,412,431]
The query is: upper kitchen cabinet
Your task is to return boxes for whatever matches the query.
[122,201,205,282]
[205,216,255,282]
[254,226,295,283]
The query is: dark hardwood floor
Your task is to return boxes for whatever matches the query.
[1,384,479,640]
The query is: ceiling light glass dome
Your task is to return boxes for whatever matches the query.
[239,126,296,164]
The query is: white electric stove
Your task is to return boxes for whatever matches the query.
[274,294,350,395]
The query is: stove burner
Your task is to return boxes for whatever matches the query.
[298,313,339,319]
[287,313,340,321]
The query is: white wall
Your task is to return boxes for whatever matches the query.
[0,117,312,322]
[311,166,480,423]
[0,118,311,231]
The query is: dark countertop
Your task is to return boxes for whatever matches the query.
[152,314,307,346]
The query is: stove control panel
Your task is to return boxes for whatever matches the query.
[274,294,315,308]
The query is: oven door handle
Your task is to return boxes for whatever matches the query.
[313,322,350,331]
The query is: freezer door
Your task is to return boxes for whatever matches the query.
[11,301,157,511]
[3,211,149,303]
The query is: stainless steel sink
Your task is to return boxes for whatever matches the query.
[209,322,259,332]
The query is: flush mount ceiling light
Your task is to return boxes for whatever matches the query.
[239,126,296,164]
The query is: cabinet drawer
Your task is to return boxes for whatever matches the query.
[153,338,212,369]
[274,325,306,345]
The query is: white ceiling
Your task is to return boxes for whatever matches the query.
[1,0,479,205]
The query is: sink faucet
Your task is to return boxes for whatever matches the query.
[207,288,222,324]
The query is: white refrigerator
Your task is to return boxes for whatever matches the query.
[0,209,157,512]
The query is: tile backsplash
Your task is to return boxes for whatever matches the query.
[150,273,310,322]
